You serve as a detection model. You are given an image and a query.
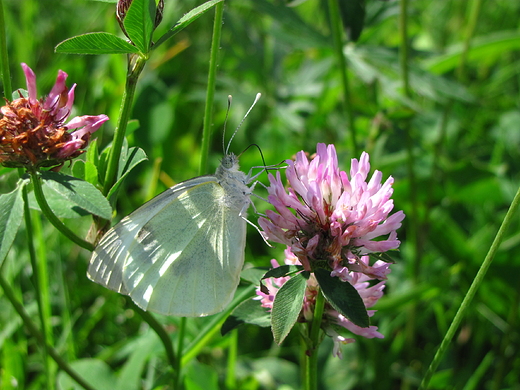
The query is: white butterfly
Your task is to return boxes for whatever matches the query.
[88,94,262,317]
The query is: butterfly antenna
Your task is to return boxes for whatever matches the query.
[225,93,262,155]
[222,95,233,154]
[242,143,267,167]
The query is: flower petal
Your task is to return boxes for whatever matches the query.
[21,63,38,105]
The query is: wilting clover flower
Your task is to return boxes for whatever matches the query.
[259,143,404,280]
[257,144,404,355]
[256,248,386,358]
[0,63,108,169]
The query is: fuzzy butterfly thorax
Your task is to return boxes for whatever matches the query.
[216,153,251,213]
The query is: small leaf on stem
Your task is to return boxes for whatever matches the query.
[271,271,309,344]
[314,268,370,328]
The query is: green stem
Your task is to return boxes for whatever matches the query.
[170,6,226,387]
[491,290,519,390]
[0,0,12,99]
[225,330,238,390]
[199,2,224,175]
[419,182,520,389]
[102,55,147,196]
[22,186,54,389]
[32,213,53,347]
[457,0,483,84]
[398,0,419,360]
[426,106,450,210]
[30,172,94,251]
[309,288,325,348]
[303,288,325,390]
[133,304,176,370]
[56,246,77,361]
[174,317,186,389]
[133,304,177,387]
[0,273,96,390]
[399,0,411,97]
[328,0,357,154]
[303,343,313,390]
[181,286,255,366]
[398,3,420,388]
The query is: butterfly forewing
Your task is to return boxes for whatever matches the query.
[88,176,218,293]
[122,179,246,316]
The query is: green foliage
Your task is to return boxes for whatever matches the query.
[123,0,156,54]
[338,0,366,42]
[221,297,271,335]
[0,179,26,263]
[107,146,148,202]
[56,32,141,55]
[33,171,112,220]
[57,359,118,390]
[271,271,309,344]
[154,0,225,48]
[184,361,219,390]
[1,0,520,389]
[314,268,369,328]
[262,264,304,279]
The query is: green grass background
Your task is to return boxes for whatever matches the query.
[1,0,520,389]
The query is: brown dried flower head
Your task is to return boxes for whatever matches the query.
[0,63,108,170]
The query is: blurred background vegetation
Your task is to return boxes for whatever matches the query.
[1,0,520,389]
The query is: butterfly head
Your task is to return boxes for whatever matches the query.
[219,153,240,173]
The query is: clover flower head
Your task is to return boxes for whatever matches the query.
[259,143,405,280]
[255,248,386,358]
[257,144,404,357]
[0,63,108,169]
